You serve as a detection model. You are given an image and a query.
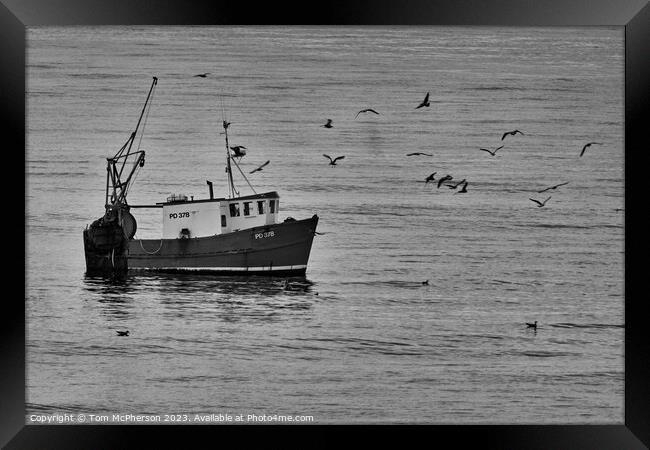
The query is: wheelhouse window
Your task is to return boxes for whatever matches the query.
[269,199,276,213]
[243,201,252,216]
[257,200,265,215]
[229,203,240,217]
[221,214,227,227]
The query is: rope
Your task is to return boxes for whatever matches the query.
[230,157,257,194]
[139,239,164,254]
[129,160,143,194]
[126,83,155,195]
[136,83,156,153]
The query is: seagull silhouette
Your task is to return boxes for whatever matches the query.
[501,130,524,140]
[322,119,333,128]
[447,179,467,189]
[422,280,429,285]
[424,172,436,184]
[193,72,210,78]
[579,142,602,157]
[407,152,433,156]
[116,330,129,336]
[479,145,504,156]
[526,321,538,330]
[230,145,247,157]
[249,160,270,174]
[456,181,468,193]
[537,182,569,193]
[355,108,380,118]
[323,154,345,165]
[416,92,430,109]
[437,175,453,188]
[529,196,552,207]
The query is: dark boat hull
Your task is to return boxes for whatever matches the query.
[127,215,319,275]
[83,217,129,277]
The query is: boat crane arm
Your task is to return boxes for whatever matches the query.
[105,77,157,209]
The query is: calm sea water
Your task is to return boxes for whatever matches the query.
[26,26,624,424]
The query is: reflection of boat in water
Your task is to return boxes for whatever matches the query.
[84,273,316,298]
[84,77,319,278]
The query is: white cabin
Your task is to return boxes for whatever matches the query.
[159,191,280,239]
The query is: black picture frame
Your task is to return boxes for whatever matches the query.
[3,0,648,448]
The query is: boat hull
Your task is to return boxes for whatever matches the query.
[127,215,319,275]
[83,216,129,277]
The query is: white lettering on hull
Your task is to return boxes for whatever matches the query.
[254,230,275,239]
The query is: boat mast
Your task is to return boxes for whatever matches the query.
[219,96,257,198]
[223,120,238,198]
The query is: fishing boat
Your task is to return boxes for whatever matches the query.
[83,77,319,277]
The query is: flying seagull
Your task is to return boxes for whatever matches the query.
[322,119,333,128]
[230,145,247,157]
[501,130,524,140]
[355,108,380,118]
[437,174,453,188]
[580,142,602,157]
[447,179,467,189]
[193,72,210,78]
[424,172,436,184]
[537,182,569,193]
[249,160,270,174]
[529,196,552,207]
[526,321,538,330]
[407,152,433,156]
[479,145,504,156]
[323,154,345,165]
[416,92,430,109]
[457,181,468,193]
[116,330,129,336]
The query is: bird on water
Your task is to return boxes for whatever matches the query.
[323,154,345,165]
[479,145,504,156]
[416,92,430,109]
[501,130,524,140]
[422,280,429,285]
[249,160,270,174]
[116,330,129,336]
[537,182,569,193]
[322,119,333,128]
[529,196,552,207]
[424,172,436,184]
[456,181,468,193]
[579,142,602,157]
[526,321,538,330]
[193,73,210,78]
[407,152,433,157]
[355,108,380,118]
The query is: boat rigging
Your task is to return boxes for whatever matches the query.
[105,76,157,209]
